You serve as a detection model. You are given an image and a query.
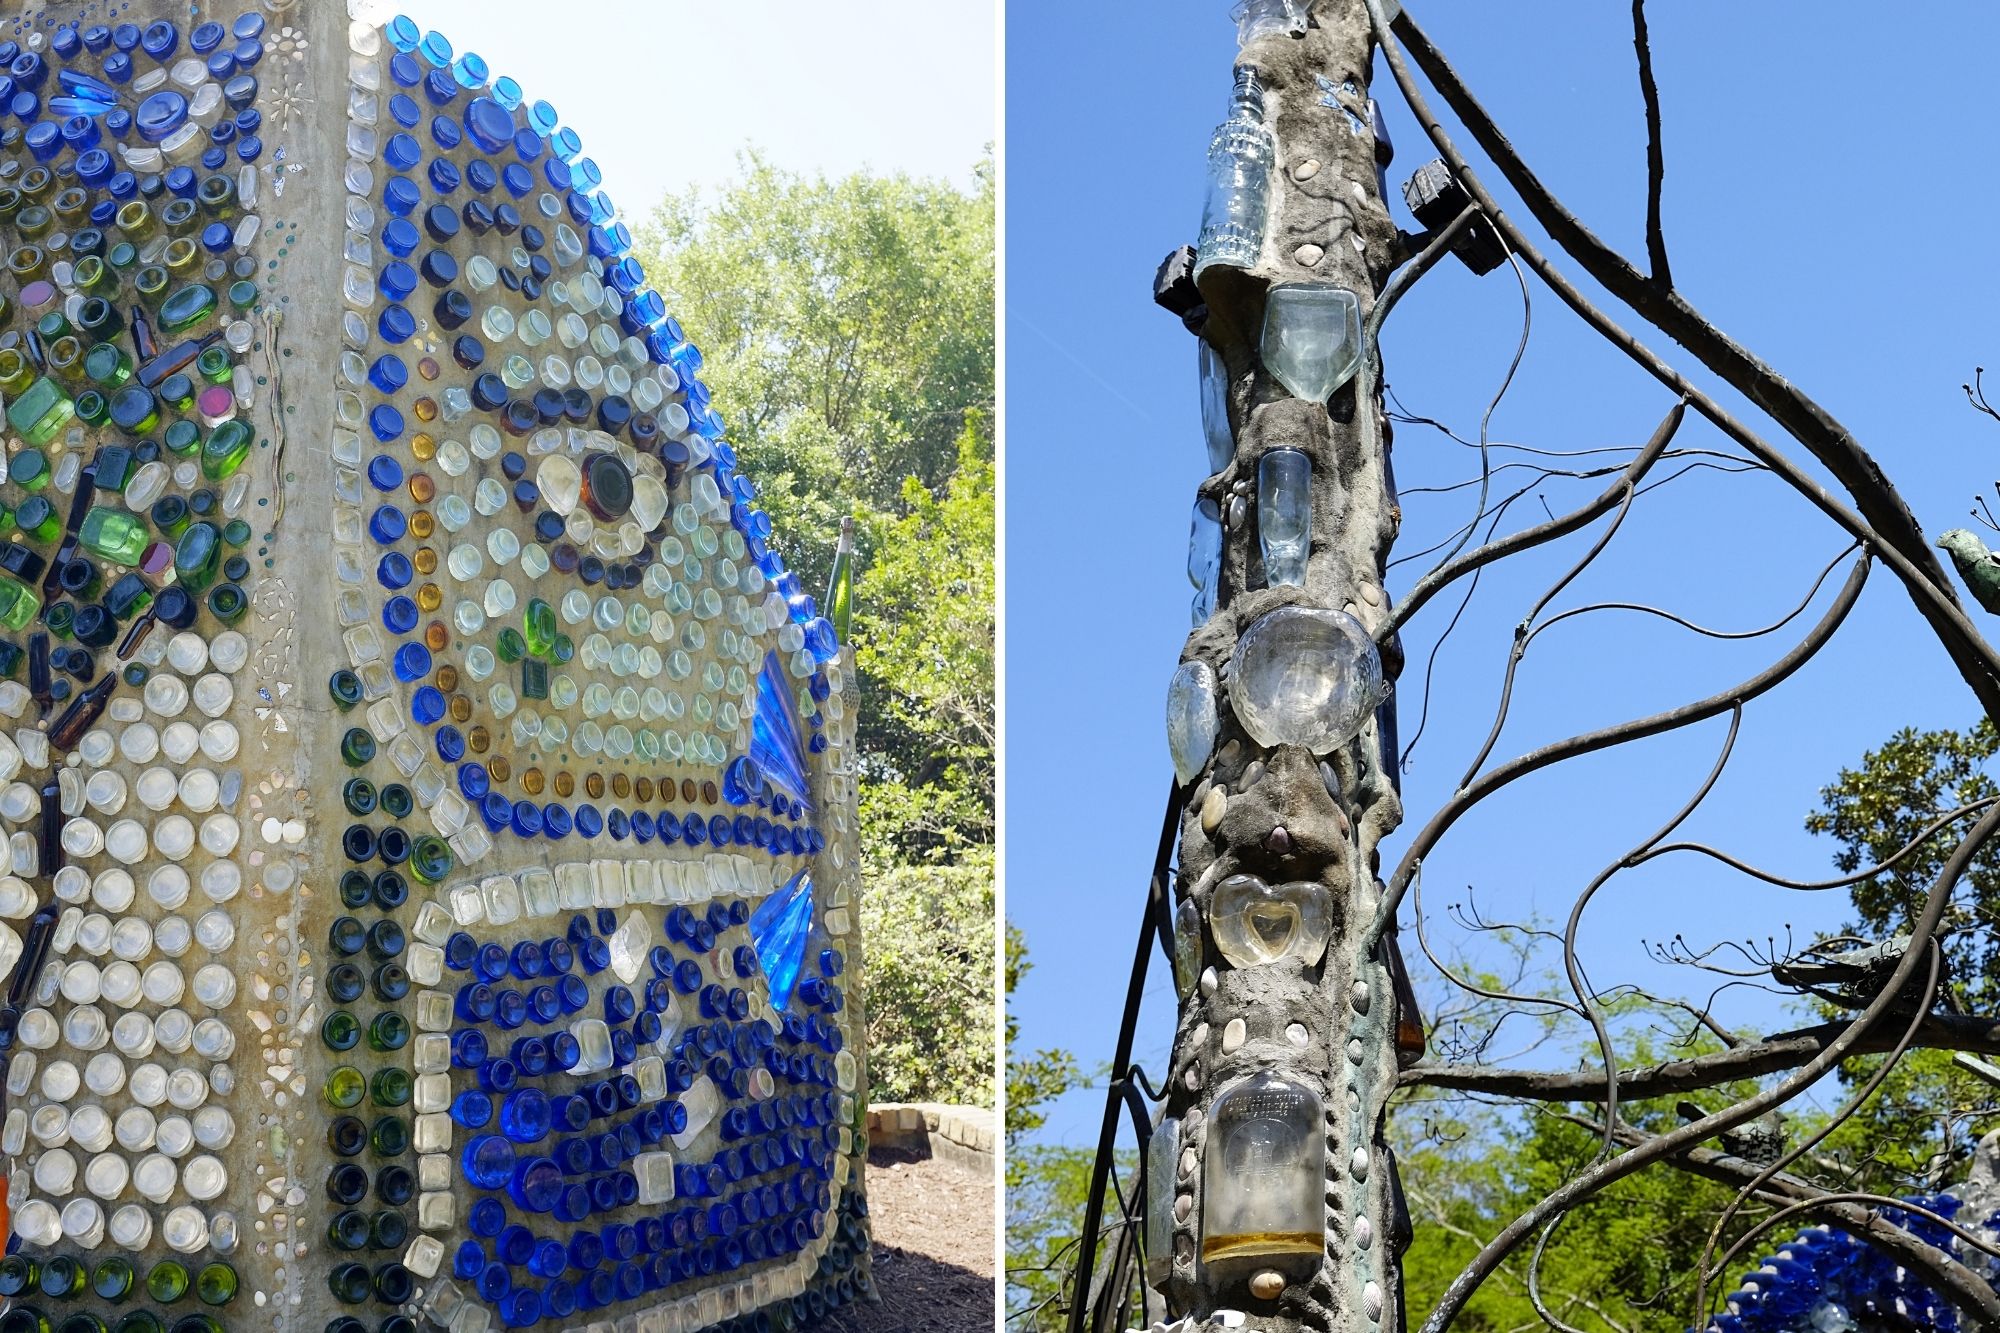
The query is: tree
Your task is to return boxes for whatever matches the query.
[1059,3,2000,1330]
[636,157,996,865]
[638,159,996,1105]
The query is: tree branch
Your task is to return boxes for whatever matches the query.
[1378,6,2000,721]
[1399,1012,2000,1100]
[1631,0,1670,288]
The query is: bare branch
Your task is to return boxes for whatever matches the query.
[1383,399,1685,639]
[1397,1012,2000,1101]
[1367,1,2000,721]
[1631,0,1670,287]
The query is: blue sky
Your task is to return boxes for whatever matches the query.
[377,0,995,205]
[1004,0,2000,1149]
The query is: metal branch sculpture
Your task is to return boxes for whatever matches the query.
[1055,3,2000,1333]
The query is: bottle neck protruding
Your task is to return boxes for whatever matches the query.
[836,515,854,556]
[1228,65,1267,120]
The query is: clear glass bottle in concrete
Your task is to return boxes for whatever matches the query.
[1256,448,1311,587]
[1187,497,1224,627]
[1199,340,1234,474]
[1201,1071,1324,1276]
[1195,68,1276,278]
[1145,1116,1182,1290]
[1261,284,1363,403]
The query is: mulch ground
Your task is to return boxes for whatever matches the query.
[820,1145,997,1331]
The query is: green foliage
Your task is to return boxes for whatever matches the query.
[634,152,995,591]
[1006,1145,1138,1332]
[859,852,994,1107]
[637,156,996,1106]
[1805,718,2000,1004]
[1398,1094,1745,1332]
[854,425,996,860]
[1805,719,2000,1187]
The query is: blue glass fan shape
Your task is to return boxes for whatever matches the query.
[749,870,815,1012]
[750,650,813,811]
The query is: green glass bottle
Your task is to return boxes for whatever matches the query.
[39,1257,82,1300]
[0,1255,39,1298]
[330,669,365,711]
[326,1264,370,1305]
[166,1318,221,1333]
[199,420,252,482]
[326,1115,366,1157]
[9,450,48,492]
[192,1264,235,1307]
[78,506,151,566]
[407,834,453,885]
[157,284,216,335]
[6,377,75,447]
[340,728,376,768]
[0,574,42,632]
[370,1210,409,1250]
[195,345,231,383]
[369,1067,412,1108]
[323,1065,367,1110]
[90,1258,133,1303]
[495,627,526,663]
[145,1263,188,1304]
[0,1308,47,1333]
[84,342,132,388]
[366,1011,409,1053]
[321,1010,360,1051]
[54,1317,102,1333]
[205,583,247,624]
[826,515,854,643]
[369,1113,410,1157]
[172,521,221,593]
[341,777,377,814]
[326,1209,370,1251]
[524,599,557,657]
[111,1313,162,1333]
[14,497,59,544]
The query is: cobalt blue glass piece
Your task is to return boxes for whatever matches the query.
[430,113,463,152]
[134,90,186,142]
[382,595,418,633]
[543,803,573,837]
[451,1088,492,1127]
[140,21,178,62]
[430,157,461,194]
[461,1134,514,1190]
[368,505,408,544]
[377,303,416,345]
[368,404,405,443]
[422,68,457,107]
[389,51,423,89]
[749,872,816,1013]
[233,38,264,69]
[388,640,428,680]
[22,123,60,163]
[384,131,421,171]
[380,216,419,257]
[207,51,238,81]
[411,686,446,726]
[389,92,420,129]
[453,1242,485,1281]
[377,551,414,589]
[191,22,224,54]
[386,15,421,51]
[750,652,813,811]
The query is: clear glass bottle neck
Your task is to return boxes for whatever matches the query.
[1228,66,1267,120]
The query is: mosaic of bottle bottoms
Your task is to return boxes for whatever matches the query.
[0,4,871,1331]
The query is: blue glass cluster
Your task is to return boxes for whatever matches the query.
[441,908,849,1325]
[1703,1194,1997,1332]
[346,13,848,858]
